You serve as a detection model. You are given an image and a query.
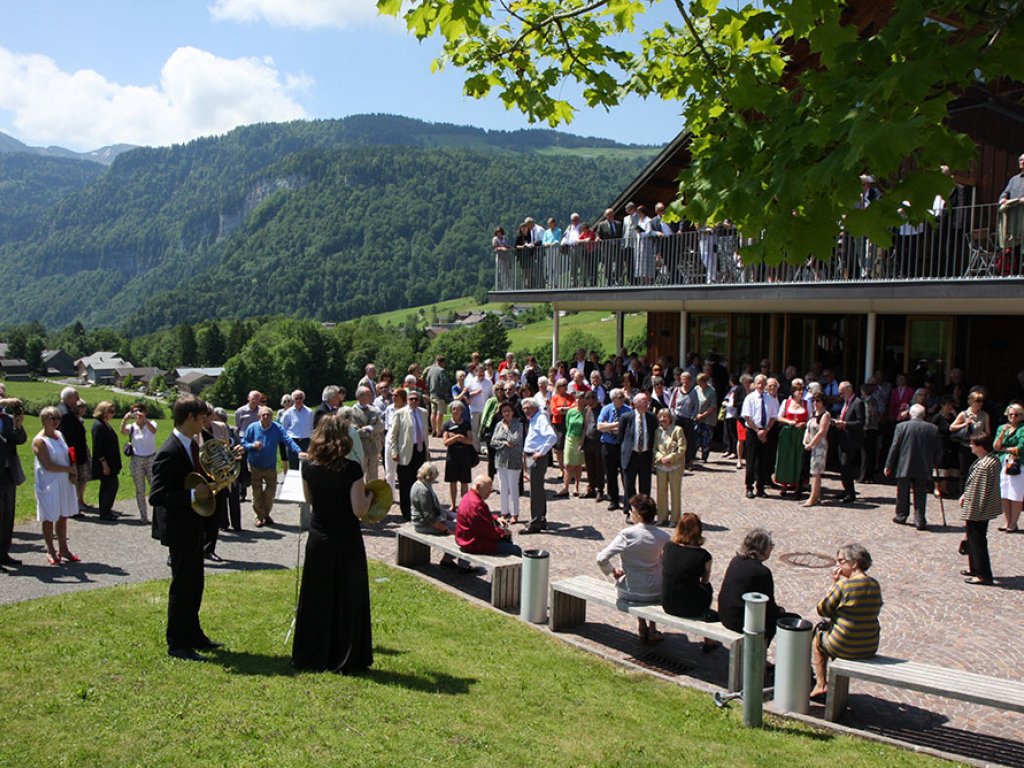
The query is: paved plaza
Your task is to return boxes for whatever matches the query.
[2,436,1022,765]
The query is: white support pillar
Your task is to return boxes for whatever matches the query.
[552,304,560,367]
[615,311,625,354]
[679,310,688,370]
[865,311,877,381]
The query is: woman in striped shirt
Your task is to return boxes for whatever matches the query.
[810,543,883,701]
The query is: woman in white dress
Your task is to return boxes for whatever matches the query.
[33,406,80,564]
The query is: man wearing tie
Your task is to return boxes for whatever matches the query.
[150,396,219,661]
[741,374,780,498]
[388,389,429,521]
[832,381,866,503]
[619,393,658,516]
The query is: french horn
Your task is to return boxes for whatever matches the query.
[185,438,240,517]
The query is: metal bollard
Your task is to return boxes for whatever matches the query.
[742,592,769,727]
[774,617,814,714]
[520,549,550,623]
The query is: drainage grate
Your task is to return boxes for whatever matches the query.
[632,651,695,676]
[779,551,836,569]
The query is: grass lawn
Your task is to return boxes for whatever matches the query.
[369,298,509,327]
[0,563,951,768]
[2,381,170,524]
[507,311,647,355]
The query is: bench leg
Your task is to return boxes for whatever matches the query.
[727,638,743,693]
[824,670,849,722]
[549,589,586,632]
[396,535,431,568]
[491,564,522,610]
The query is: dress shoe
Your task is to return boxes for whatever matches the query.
[891,516,907,525]
[581,490,596,499]
[597,493,609,502]
[193,638,224,651]
[745,490,755,499]
[607,502,621,511]
[553,490,570,499]
[521,527,543,535]
[98,511,117,521]
[915,523,927,531]
[0,556,21,566]
[168,648,209,662]
[755,489,767,498]
[204,551,224,562]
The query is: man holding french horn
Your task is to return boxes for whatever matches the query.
[150,395,222,661]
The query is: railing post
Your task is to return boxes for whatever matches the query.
[679,310,688,370]
[551,304,560,367]
[865,311,877,380]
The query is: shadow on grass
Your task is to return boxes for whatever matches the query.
[205,559,289,573]
[213,645,477,693]
[7,561,129,584]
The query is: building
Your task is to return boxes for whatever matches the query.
[112,367,166,388]
[0,359,31,382]
[75,352,132,384]
[172,367,224,395]
[40,349,76,378]
[490,91,1024,402]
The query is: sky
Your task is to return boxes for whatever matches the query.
[0,0,684,153]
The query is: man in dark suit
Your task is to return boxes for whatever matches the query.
[619,393,658,510]
[0,392,26,569]
[313,384,342,429]
[885,404,941,529]
[150,395,219,661]
[832,381,865,503]
[57,387,89,515]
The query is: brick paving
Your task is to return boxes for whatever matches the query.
[2,436,1022,764]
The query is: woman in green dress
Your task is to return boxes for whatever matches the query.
[774,379,808,496]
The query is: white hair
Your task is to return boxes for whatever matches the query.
[909,403,926,420]
[60,386,78,403]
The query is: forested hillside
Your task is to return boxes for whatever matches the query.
[0,154,104,242]
[0,115,653,332]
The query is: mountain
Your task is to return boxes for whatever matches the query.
[0,130,135,166]
[0,115,656,333]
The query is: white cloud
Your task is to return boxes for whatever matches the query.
[209,0,388,29]
[0,45,309,150]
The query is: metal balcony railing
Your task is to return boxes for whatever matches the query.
[493,204,1020,291]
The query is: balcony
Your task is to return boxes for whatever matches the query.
[492,204,1021,302]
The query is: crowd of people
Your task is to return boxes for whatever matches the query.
[0,345,1019,677]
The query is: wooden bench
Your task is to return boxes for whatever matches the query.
[550,575,744,691]
[395,524,522,610]
[825,655,1024,722]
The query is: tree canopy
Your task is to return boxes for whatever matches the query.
[379,0,1022,261]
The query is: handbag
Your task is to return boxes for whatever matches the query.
[957,537,969,556]
[950,418,972,446]
[1006,457,1021,476]
[123,426,134,457]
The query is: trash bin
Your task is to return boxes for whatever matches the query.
[520,549,550,623]
[775,616,814,714]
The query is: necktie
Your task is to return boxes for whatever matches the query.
[760,394,767,428]
[841,399,849,421]
[413,410,422,450]
[637,414,645,451]
[190,439,202,473]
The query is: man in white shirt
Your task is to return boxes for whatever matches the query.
[464,364,487,451]
[561,212,582,245]
[521,398,557,534]
[741,374,780,498]
[279,390,314,470]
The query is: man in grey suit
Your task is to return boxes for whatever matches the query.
[885,403,941,530]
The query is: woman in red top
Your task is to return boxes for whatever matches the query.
[549,380,576,471]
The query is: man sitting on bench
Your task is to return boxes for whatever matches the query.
[455,475,522,557]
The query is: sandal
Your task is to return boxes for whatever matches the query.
[964,577,994,585]
[60,552,81,563]
[47,554,60,565]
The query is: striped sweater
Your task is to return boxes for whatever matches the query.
[817,573,883,660]
[960,453,1002,522]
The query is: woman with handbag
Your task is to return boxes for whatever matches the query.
[120,403,157,523]
[950,390,990,477]
[993,402,1024,533]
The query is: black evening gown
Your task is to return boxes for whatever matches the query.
[291,459,372,672]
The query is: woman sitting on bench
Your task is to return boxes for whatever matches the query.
[596,494,671,644]
[810,542,883,702]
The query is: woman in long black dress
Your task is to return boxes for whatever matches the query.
[443,401,475,510]
[292,414,373,673]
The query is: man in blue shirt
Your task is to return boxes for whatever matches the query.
[242,406,303,528]
[597,389,632,511]
[521,398,557,534]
